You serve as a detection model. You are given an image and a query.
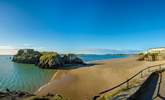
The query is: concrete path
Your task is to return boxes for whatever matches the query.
[129,72,159,100]
[154,72,165,100]
[129,71,165,100]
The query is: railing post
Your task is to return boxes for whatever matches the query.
[159,65,161,70]
[141,71,143,78]
[127,80,129,89]
[148,68,150,72]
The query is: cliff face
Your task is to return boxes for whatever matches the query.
[138,53,164,61]
[63,54,84,64]
[140,47,165,61]
[12,49,85,69]
[38,52,64,68]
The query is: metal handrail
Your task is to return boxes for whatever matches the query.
[93,63,165,100]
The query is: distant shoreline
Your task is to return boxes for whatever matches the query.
[0,53,132,56]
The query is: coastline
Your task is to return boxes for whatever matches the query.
[36,56,129,94]
[36,56,129,93]
[35,56,165,100]
[37,71,61,92]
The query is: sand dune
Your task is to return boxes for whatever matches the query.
[35,56,165,100]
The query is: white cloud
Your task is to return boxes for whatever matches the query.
[0,49,17,55]
[0,45,17,55]
[0,45,14,49]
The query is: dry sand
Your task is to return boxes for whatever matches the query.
[35,56,165,100]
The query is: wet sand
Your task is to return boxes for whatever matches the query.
[35,56,165,100]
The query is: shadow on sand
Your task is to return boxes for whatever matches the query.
[53,62,104,70]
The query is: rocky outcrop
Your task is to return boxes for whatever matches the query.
[0,89,64,100]
[38,52,64,68]
[25,94,64,100]
[0,89,34,100]
[13,49,85,69]
[63,54,84,64]
[12,49,41,64]
[138,53,163,61]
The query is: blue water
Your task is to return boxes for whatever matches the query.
[79,54,128,62]
[0,55,56,92]
[0,54,128,92]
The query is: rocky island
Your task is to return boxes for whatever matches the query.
[12,49,85,69]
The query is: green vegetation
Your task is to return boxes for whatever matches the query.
[24,94,65,100]
[12,49,85,69]
[138,53,144,55]
[38,52,64,68]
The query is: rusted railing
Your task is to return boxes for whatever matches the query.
[93,63,165,100]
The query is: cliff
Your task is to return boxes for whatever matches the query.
[138,53,164,61]
[63,54,84,65]
[38,52,64,68]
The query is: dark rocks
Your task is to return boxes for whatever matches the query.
[0,90,64,100]
[0,89,34,100]
[63,54,84,64]
[12,49,41,64]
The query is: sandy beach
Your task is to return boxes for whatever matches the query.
[35,56,165,100]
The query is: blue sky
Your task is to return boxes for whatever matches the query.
[0,0,165,54]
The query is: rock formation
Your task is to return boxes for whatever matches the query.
[138,53,163,61]
[12,49,41,64]
[38,52,64,68]
[0,89,64,100]
[12,49,85,69]
[63,54,84,64]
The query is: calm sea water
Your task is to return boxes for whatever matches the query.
[79,54,128,62]
[0,55,128,92]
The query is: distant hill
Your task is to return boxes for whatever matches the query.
[67,49,142,54]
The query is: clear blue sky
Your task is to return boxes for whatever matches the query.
[0,0,165,52]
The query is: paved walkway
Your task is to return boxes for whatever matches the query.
[154,72,165,100]
[129,72,159,100]
[129,71,165,100]
[94,67,165,100]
